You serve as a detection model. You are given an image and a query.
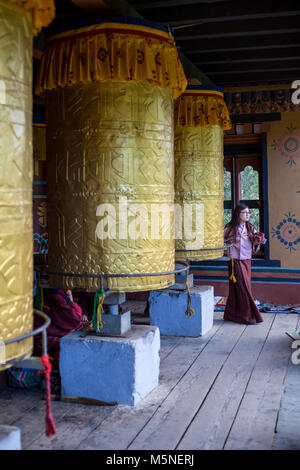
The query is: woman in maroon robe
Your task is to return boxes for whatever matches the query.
[224,204,264,325]
[34,288,83,360]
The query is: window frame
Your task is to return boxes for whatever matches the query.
[191,132,279,267]
[224,137,264,258]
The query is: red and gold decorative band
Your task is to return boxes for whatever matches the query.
[175,87,232,130]
[183,90,225,100]
[46,22,174,47]
[35,20,187,99]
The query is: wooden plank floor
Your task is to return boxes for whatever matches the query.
[0,311,299,450]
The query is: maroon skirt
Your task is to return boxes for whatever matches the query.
[224,258,263,325]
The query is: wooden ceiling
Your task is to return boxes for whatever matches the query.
[49,0,300,88]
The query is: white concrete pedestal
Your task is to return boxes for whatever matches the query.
[0,425,21,450]
[59,325,160,406]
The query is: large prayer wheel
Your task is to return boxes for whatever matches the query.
[35,19,187,292]
[0,0,55,371]
[174,85,232,261]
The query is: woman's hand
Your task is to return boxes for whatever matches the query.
[66,289,73,303]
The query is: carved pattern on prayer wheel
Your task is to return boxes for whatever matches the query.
[174,86,232,261]
[46,81,175,291]
[0,1,33,370]
[174,126,224,260]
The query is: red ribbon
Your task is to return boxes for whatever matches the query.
[40,355,56,437]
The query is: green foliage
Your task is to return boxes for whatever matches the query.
[223,166,260,231]
[241,166,259,200]
[224,209,232,227]
[224,169,231,201]
[249,208,260,231]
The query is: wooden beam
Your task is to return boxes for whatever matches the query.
[164,10,300,27]
[196,56,300,66]
[70,0,112,10]
[213,75,300,86]
[207,67,300,75]
[188,47,300,64]
[70,0,143,16]
[230,113,282,124]
[221,80,297,86]
[184,44,300,54]
[173,16,300,39]
[201,61,300,76]
[131,0,231,8]
[175,29,300,41]
[224,134,263,146]
[132,0,300,24]
[177,33,300,51]
[223,84,293,92]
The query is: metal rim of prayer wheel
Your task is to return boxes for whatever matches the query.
[174,85,232,262]
[47,260,190,284]
[35,17,188,292]
[0,310,51,371]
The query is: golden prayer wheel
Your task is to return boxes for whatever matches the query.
[35,19,187,292]
[174,85,232,261]
[0,0,55,370]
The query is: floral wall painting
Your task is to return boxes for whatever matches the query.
[271,123,300,166]
[267,113,300,267]
[271,212,300,253]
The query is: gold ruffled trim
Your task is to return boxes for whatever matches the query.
[7,0,55,34]
[35,22,187,98]
[174,90,232,130]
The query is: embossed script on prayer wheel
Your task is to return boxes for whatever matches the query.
[174,86,232,261]
[0,2,33,370]
[0,0,55,370]
[36,19,187,291]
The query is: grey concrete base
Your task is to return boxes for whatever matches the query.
[149,285,214,337]
[175,273,194,285]
[103,292,126,305]
[97,311,131,336]
[60,325,160,405]
[0,425,21,450]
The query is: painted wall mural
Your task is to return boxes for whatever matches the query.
[267,112,300,267]
[271,212,300,253]
[225,89,300,115]
[271,123,300,166]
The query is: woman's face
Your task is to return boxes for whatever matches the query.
[239,207,250,224]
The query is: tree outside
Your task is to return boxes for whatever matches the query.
[224,166,260,231]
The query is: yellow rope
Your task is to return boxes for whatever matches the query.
[229,255,237,283]
[96,292,105,331]
[184,280,195,319]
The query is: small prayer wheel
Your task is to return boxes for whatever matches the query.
[0,0,55,370]
[36,18,187,292]
[174,85,232,261]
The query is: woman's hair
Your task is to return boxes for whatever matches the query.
[225,204,254,241]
